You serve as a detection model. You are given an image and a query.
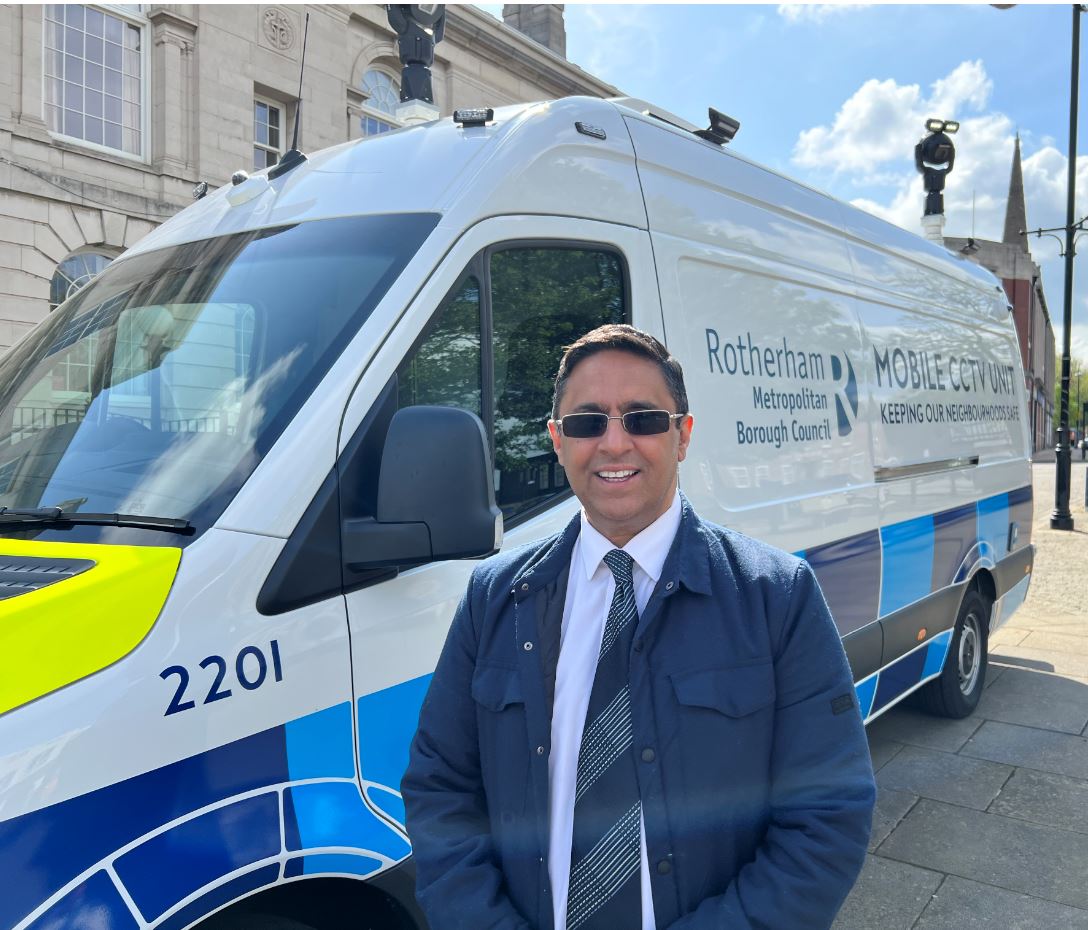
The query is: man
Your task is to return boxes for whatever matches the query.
[402,324,875,930]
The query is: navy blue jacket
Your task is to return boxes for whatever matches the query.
[402,498,875,930]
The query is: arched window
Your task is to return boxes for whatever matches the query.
[50,250,114,309]
[360,68,401,137]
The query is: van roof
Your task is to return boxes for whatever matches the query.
[123,96,1001,301]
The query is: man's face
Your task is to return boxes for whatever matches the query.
[548,349,693,547]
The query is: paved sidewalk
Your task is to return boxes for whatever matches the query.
[834,462,1088,929]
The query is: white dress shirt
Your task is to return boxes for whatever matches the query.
[548,491,682,930]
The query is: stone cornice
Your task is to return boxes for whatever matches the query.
[146,7,199,33]
[335,4,621,100]
[444,6,621,99]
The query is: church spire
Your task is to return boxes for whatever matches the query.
[1002,134,1029,252]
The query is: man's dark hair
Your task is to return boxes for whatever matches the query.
[551,324,689,422]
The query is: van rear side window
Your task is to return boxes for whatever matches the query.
[396,245,627,525]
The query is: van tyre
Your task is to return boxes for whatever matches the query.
[917,588,989,719]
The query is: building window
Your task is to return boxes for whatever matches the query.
[50,250,114,309]
[360,69,400,137]
[254,98,283,170]
[43,4,145,157]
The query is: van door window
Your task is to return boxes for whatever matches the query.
[490,248,625,521]
[396,273,482,418]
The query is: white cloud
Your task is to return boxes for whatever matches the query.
[793,60,992,176]
[777,4,871,25]
[793,60,1088,372]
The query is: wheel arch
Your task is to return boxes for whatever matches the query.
[192,871,425,930]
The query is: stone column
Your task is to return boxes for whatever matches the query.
[15,5,49,137]
[148,9,197,177]
[347,87,367,141]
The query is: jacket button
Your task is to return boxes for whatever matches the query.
[665,581,674,590]
[641,748,655,763]
[524,641,534,651]
[657,859,672,875]
[536,745,545,756]
[521,582,530,591]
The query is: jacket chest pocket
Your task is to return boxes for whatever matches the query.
[472,664,532,826]
[667,663,777,770]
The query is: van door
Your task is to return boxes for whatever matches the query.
[623,114,881,677]
[338,217,659,865]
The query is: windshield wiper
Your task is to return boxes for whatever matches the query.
[0,507,193,534]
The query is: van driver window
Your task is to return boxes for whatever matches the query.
[490,247,625,521]
[397,274,482,419]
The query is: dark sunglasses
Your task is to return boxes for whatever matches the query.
[555,409,686,438]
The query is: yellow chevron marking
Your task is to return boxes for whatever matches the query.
[0,539,180,715]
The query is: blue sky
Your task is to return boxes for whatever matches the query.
[478,3,1088,364]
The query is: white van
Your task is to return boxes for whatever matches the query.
[0,96,1033,930]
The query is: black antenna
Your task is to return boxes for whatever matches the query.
[269,12,310,179]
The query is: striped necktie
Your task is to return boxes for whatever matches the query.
[566,548,642,930]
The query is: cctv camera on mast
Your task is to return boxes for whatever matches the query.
[915,118,959,243]
[386,4,446,124]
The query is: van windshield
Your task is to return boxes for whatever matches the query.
[0,213,438,544]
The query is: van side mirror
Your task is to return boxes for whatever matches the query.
[343,405,503,569]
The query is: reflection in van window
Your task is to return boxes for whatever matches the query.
[398,274,482,418]
[490,248,625,521]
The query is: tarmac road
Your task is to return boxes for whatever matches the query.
[834,460,1088,929]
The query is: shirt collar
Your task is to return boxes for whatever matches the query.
[578,491,682,583]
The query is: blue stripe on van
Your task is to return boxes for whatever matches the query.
[283,782,410,860]
[978,493,1010,560]
[854,675,877,719]
[807,529,881,636]
[931,502,976,589]
[25,871,138,930]
[285,701,356,781]
[0,723,290,930]
[357,674,432,825]
[879,515,935,617]
[284,852,383,879]
[156,864,280,930]
[114,792,281,921]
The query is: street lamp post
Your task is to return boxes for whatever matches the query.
[1054,6,1083,527]
[1026,5,1085,529]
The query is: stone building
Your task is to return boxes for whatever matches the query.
[945,136,1057,453]
[0,3,616,352]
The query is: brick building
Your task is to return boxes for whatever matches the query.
[0,3,616,352]
[945,136,1056,453]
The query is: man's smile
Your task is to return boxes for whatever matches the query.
[595,468,640,483]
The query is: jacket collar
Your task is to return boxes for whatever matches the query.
[511,491,714,599]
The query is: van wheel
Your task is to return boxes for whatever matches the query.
[916,588,989,718]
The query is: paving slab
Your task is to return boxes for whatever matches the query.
[868,705,985,752]
[831,854,941,930]
[875,745,1012,810]
[878,799,1088,909]
[961,720,1088,780]
[866,732,904,772]
[1020,629,1088,656]
[868,786,916,851]
[974,667,1088,734]
[989,646,1088,679]
[988,767,1088,834]
[990,627,1029,648]
[984,664,1006,689]
[913,875,1088,930]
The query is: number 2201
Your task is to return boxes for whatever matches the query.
[160,640,284,716]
